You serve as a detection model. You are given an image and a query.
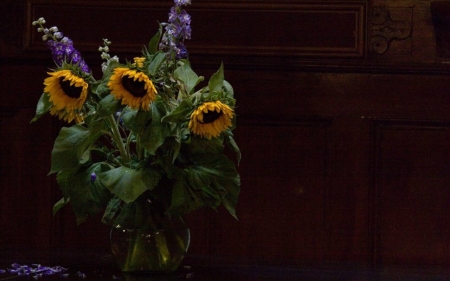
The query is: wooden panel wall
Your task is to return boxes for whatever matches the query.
[2,0,450,274]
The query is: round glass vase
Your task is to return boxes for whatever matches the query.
[110,216,190,273]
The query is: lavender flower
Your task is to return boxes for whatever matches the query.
[32,17,90,73]
[159,4,192,59]
[174,0,191,6]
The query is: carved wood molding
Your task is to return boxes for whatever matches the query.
[25,0,367,59]
[369,6,412,54]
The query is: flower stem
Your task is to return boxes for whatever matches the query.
[107,114,130,164]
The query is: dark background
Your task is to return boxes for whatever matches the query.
[2,0,450,274]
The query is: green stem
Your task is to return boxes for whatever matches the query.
[107,114,130,165]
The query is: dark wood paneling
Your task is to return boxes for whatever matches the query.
[24,0,366,59]
[371,120,450,269]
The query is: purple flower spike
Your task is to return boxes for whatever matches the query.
[0,269,5,274]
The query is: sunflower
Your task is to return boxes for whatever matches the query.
[44,69,88,122]
[132,57,146,68]
[188,101,234,139]
[49,107,84,123]
[108,68,157,110]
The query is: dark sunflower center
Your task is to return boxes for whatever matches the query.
[122,76,147,97]
[59,78,82,98]
[201,110,222,124]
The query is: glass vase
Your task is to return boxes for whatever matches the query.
[110,216,190,273]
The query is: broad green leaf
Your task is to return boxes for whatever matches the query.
[99,166,161,204]
[97,94,121,117]
[140,102,166,154]
[122,109,151,133]
[187,136,224,163]
[56,163,114,224]
[148,52,165,76]
[30,93,52,123]
[208,62,224,93]
[50,125,103,174]
[168,174,204,215]
[174,61,204,95]
[185,155,240,218]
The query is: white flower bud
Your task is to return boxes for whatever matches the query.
[32,21,37,26]
[38,17,46,24]
[42,35,48,41]
[49,26,58,32]
[37,27,43,32]
[54,32,63,39]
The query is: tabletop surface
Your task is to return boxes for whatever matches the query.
[1,250,450,281]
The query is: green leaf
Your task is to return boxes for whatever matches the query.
[30,93,52,123]
[140,102,167,154]
[174,61,204,95]
[187,136,224,163]
[97,95,121,117]
[102,197,122,226]
[52,197,70,215]
[147,52,166,76]
[99,166,161,204]
[50,125,104,174]
[208,62,224,94]
[168,174,204,215]
[122,109,151,134]
[224,131,241,165]
[161,98,193,124]
[186,155,240,218]
[222,80,234,98]
[56,163,114,224]
[148,25,162,54]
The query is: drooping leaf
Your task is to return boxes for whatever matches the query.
[122,109,151,134]
[50,125,104,174]
[56,163,114,224]
[168,173,204,215]
[97,94,121,117]
[30,93,52,123]
[52,197,70,215]
[140,101,167,154]
[174,61,204,95]
[185,155,240,218]
[99,166,161,204]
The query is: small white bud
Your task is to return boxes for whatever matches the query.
[32,21,37,26]
[42,35,48,41]
[37,27,43,32]
[54,32,63,39]
[38,17,46,24]
[49,26,58,32]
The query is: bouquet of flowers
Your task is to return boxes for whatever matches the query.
[31,0,241,229]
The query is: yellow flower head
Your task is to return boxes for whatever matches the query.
[107,67,157,111]
[132,57,146,68]
[44,69,88,122]
[49,107,84,123]
[188,101,234,139]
